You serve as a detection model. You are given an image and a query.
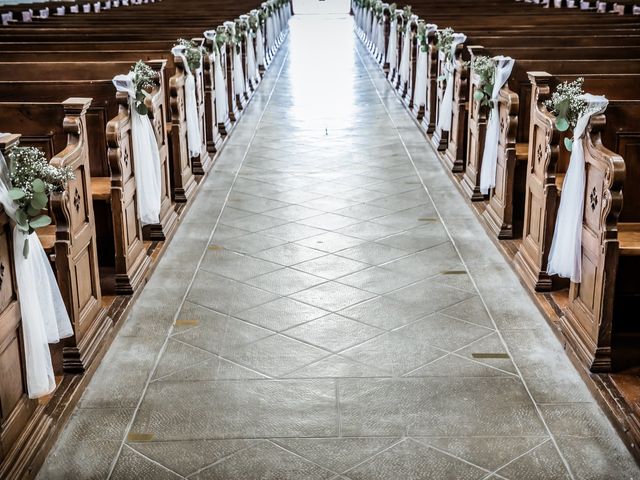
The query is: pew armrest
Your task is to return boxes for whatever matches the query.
[91,177,111,201]
[619,224,640,256]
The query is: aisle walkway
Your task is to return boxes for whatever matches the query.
[40,15,640,480]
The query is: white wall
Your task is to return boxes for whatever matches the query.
[293,0,350,14]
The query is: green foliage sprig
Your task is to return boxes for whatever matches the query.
[544,77,586,151]
[436,27,454,61]
[130,60,158,116]
[417,21,428,52]
[6,147,74,258]
[469,56,495,110]
[175,38,204,73]
[215,25,228,53]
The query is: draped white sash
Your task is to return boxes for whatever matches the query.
[171,46,202,157]
[398,16,418,88]
[172,46,202,158]
[436,32,467,132]
[479,56,515,194]
[547,94,609,282]
[232,42,247,96]
[0,147,73,399]
[386,17,398,72]
[255,23,266,67]
[204,30,230,125]
[245,31,259,85]
[412,23,438,108]
[112,73,162,225]
[377,18,386,62]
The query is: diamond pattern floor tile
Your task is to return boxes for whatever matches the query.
[40,15,636,480]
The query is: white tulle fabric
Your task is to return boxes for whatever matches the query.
[436,32,467,132]
[386,17,398,73]
[204,31,230,125]
[256,24,266,67]
[398,17,416,88]
[412,23,437,108]
[547,94,609,282]
[112,74,162,225]
[171,46,201,158]
[232,43,247,97]
[377,19,386,62]
[479,56,515,194]
[245,31,259,85]
[0,149,73,399]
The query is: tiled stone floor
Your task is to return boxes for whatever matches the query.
[39,14,640,480]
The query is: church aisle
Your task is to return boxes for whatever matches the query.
[39,14,639,480]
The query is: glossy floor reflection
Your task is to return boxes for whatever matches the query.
[39,14,640,480]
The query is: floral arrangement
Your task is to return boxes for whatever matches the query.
[175,38,204,73]
[417,20,428,52]
[436,27,455,62]
[469,56,495,110]
[400,5,412,31]
[6,147,74,258]
[215,25,228,53]
[372,0,383,20]
[388,2,397,15]
[248,11,260,33]
[224,21,242,54]
[130,61,158,116]
[544,77,586,151]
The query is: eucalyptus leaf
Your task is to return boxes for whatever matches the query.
[564,137,574,152]
[473,90,485,102]
[135,102,149,116]
[29,214,52,229]
[8,188,25,200]
[15,209,28,226]
[22,237,29,259]
[31,191,48,210]
[31,178,45,193]
[437,74,446,82]
[16,222,30,232]
[27,205,41,216]
[555,116,569,132]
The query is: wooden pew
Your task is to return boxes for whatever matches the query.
[0,135,41,480]
[560,97,640,372]
[514,73,640,293]
[0,61,166,295]
[0,98,112,374]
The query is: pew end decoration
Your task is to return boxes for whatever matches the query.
[470,56,496,112]
[172,39,204,159]
[175,38,205,75]
[547,91,609,283]
[130,60,158,116]
[0,137,74,399]
[6,146,74,258]
[112,61,163,226]
[544,77,587,152]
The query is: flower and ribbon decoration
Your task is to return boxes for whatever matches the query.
[413,21,438,109]
[435,28,467,132]
[204,29,230,125]
[172,39,204,158]
[241,14,260,84]
[6,147,74,257]
[0,143,74,399]
[546,81,608,282]
[250,9,267,68]
[476,55,515,195]
[401,5,412,32]
[385,3,400,72]
[113,61,163,225]
[544,77,587,152]
[225,20,247,97]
